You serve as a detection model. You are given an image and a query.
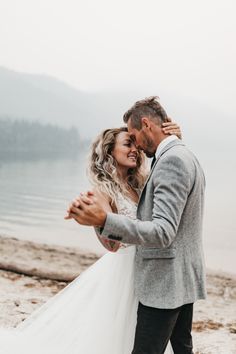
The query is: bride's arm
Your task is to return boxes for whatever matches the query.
[92,190,121,253]
[95,230,121,252]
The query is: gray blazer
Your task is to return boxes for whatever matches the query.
[101,139,207,309]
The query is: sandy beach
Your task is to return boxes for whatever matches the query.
[0,235,235,354]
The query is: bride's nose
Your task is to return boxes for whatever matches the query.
[131,143,137,152]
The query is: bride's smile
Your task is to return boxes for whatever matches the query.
[112,131,139,172]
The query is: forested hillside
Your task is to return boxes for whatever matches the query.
[0,118,84,158]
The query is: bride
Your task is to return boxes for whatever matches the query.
[0,122,180,354]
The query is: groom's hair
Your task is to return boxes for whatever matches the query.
[123,96,168,130]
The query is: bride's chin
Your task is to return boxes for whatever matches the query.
[128,163,137,168]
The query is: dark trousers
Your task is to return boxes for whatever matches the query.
[131,302,194,354]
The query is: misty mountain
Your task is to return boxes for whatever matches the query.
[0,67,135,137]
[0,67,94,134]
[0,66,234,165]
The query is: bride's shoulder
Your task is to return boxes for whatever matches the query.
[91,187,117,213]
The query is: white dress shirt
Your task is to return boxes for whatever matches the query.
[155,135,179,159]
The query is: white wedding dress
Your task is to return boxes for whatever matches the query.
[0,194,173,354]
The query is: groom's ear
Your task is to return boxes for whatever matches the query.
[141,117,151,130]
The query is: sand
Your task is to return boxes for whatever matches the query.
[0,235,235,353]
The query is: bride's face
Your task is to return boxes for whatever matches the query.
[112,132,138,171]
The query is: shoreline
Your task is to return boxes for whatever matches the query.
[0,235,235,353]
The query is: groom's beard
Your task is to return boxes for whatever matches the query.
[141,131,156,158]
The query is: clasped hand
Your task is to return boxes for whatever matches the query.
[64,191,107,227]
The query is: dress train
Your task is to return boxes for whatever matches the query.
[0,246,173,354]
[0,193,173,353]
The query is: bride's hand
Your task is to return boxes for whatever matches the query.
[64,190,110,226]
[79,190,112,213]
[64,191,95,220]
[162,117,182,139]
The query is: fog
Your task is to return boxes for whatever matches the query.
[0,0,235,272]
[0,0,235,116]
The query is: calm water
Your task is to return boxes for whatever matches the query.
[0,153,235,274]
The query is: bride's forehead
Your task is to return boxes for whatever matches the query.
[116,131,130,142]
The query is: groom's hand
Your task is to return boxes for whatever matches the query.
[65,192,107,227]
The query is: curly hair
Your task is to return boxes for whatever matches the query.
[87,127,147,205]
[123,96,168,130]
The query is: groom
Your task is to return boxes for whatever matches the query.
[68,96,206,354]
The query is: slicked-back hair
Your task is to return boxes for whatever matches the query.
[123,96,168,130]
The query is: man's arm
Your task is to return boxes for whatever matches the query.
[100,155,192,248]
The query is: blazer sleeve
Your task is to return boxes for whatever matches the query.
[100,154,192,248]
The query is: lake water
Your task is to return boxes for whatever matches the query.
[0,152,235,274]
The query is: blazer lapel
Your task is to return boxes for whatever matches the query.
[137,139,185,206]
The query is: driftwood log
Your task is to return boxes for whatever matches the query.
[0,235,99,281]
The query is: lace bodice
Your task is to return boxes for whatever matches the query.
[116,193,137,248]
[116,193,137,220]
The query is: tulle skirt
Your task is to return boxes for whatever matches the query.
[0,246,173,354]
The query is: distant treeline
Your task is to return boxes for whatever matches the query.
[0,118,86,158]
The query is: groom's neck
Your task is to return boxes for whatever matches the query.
[152,127,169,151]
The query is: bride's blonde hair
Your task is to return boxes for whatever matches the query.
[87,127,147,205]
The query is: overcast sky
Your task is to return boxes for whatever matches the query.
[0,0,235,117]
